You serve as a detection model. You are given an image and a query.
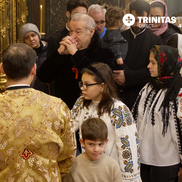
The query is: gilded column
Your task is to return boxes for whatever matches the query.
[17,0,28,42]
[0,0,27,93]
[0,0,9,92]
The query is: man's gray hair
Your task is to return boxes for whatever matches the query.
[88,4,106,14]
[71,13,95,33]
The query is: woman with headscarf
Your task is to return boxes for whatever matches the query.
[132,45,182,182]
[148,0,181,44]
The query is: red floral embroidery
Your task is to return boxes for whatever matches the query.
[158,52,167,64]
[20,148,34,160]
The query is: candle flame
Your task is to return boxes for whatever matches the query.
[40,5,42,9]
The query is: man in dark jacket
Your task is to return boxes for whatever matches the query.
[114,0,163,110]
[37,13,114,109]
[47,0,88,57]
[20,23,49,94]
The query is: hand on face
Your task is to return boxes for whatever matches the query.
[58,36,78,55]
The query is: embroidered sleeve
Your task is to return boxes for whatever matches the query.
[177,92,182,120]
[71,96,84,131]
[111,102,141,181]
[175,91,182,163]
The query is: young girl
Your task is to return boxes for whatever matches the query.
[148,0,181,44]
[102,6,128,67]
[132,45,182,182]
[72,63,141,182]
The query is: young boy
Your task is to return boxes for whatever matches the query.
[62,118,122,182]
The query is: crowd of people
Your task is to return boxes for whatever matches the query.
[1,0,182,181]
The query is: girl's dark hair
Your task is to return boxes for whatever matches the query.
[150,2,165,16]
[82,63,119,116]
[105,6,124,28]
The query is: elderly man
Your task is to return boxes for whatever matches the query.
[0,43,76,181]
[88,4,107,38]
[47,0,88,57]
[114,0,163,110]
[37,13,114,109]
[20,23,49,94]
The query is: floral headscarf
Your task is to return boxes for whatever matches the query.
[133,45,182,135]
[148,0,168,36]
[152,45,182,89]
[151,45,182,135]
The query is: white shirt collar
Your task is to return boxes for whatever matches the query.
[130,26,146,39]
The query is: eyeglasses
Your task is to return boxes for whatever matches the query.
[95,20,106,25]
[78,81,102,90]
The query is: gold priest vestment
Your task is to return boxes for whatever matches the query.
[0,88,76,182]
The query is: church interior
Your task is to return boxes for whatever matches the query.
[0,0,182,181]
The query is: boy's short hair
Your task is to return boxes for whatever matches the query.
[81,118,108,141]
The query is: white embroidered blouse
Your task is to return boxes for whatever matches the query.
[72,96,141,182]
[133,83,182,166]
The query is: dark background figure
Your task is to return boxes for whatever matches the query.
[113,0,163,110]
[148,0,181,44]
[102,6,128,69]
[166,33,182,60]
[88,4,107,38]
[20,23,49,94]
[47,0,88,58]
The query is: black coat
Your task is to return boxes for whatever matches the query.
[37,32,115,109]
[120,28,163,109]
[102,29,128,60]
[33,41,49,94]
[160,23,182,44]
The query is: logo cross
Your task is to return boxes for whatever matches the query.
[126,16,132,23]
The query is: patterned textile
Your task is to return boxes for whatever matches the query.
[153,45,182,86]
[142,45,181,135]
[132,83,182,166]
[178,93,182,120]
[72,96,141,182]
[0,88,76,182]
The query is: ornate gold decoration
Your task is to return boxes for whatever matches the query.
[0,27,7,38]
[0,0,27,93]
